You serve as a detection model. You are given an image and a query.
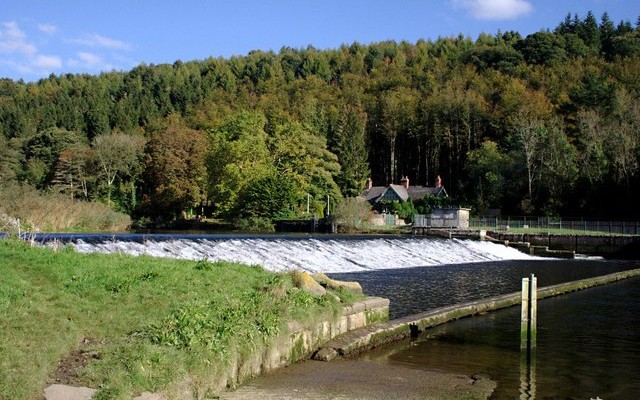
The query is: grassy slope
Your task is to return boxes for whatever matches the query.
[0,240,344,400]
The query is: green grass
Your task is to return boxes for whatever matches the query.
[0,240,345,400]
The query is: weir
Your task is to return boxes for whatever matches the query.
[36,233,538,273]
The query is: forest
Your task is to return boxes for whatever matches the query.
[1,11,640,227]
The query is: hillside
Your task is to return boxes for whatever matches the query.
[1,11,639,222]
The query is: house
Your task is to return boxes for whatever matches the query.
[360,175,448,206]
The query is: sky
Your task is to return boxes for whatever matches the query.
[1,0,638,82]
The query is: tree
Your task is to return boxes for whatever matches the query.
[143,119,208,218]
[0,135,23,184]
[50,144,93,199]
[516,31,567,65]
[462,45,523,73]
[334,108,370,197]
[333,197,372,232]
[600,12,617,59]
[378,87,417,184]
[207,111,273,216]
[237,173,299,220]
[577,11,601,52]
[607,89,640,193]
[268,118,342,209]
[510,111,545,208]
[92,132,145,207]
[609,31,640,58]
[536,120,578,213]
[464,140,505,215]
[22,127,86,188]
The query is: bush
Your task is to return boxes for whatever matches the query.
[333,197,372,231]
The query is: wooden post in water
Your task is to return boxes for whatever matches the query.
[520,274,537,350]
[529,273,537,349]
[520,277,529,350]
[520,273,537,399]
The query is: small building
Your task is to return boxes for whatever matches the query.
[431,207,471,229]
[414,208,471,229]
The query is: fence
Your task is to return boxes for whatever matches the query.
[469,216,640,235]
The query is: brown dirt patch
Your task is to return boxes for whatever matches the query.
[49,337,102,385]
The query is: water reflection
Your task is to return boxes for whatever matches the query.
[519,350,536,400]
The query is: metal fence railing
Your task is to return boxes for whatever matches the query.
[469,216,640,235]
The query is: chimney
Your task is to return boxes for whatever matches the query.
[435,175,442,188]
[400,176,409,189]
[366,177,373,190]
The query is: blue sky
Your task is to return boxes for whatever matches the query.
[1,0,638,82]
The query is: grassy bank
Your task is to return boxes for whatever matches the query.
[0,240,350,400]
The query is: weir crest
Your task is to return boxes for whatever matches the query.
[38,234,540,273]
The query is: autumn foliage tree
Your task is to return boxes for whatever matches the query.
[142,119,208,218]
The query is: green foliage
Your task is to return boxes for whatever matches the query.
[92,132,146,208]
[237,173,299,220]
[464,140,506,214]
[516,31,568,65]
[333,197,372,231]
[2,10,640,219]
[463,45,524,73]
[207,111,273,216]
[375,200,416,221]
[333,108,370,197]
[414,195,456,215]
[141,118,208,219]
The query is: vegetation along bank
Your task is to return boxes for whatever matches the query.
[1,11,640,233]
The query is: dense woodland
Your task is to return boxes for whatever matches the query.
[1,12,640,224]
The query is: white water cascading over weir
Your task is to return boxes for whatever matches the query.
[39,234,539,273]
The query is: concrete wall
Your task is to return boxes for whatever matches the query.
[489,231,640,258]
[220,297,389,390]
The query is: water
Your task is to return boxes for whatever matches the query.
[330,259,639,319]
[357,277,640,400]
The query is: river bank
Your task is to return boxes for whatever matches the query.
[0,240,370,400]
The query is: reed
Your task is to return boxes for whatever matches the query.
[0,183,130,233]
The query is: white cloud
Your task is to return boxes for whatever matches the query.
[1,22,133,80]
[77,52,103,67]
[38,23,58,35]
[33,54,62,69]
[0,21,38,55]
[0,21,66,78]
[452,0,533,20]
[71,33,132,51]
[68,51,115,72]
